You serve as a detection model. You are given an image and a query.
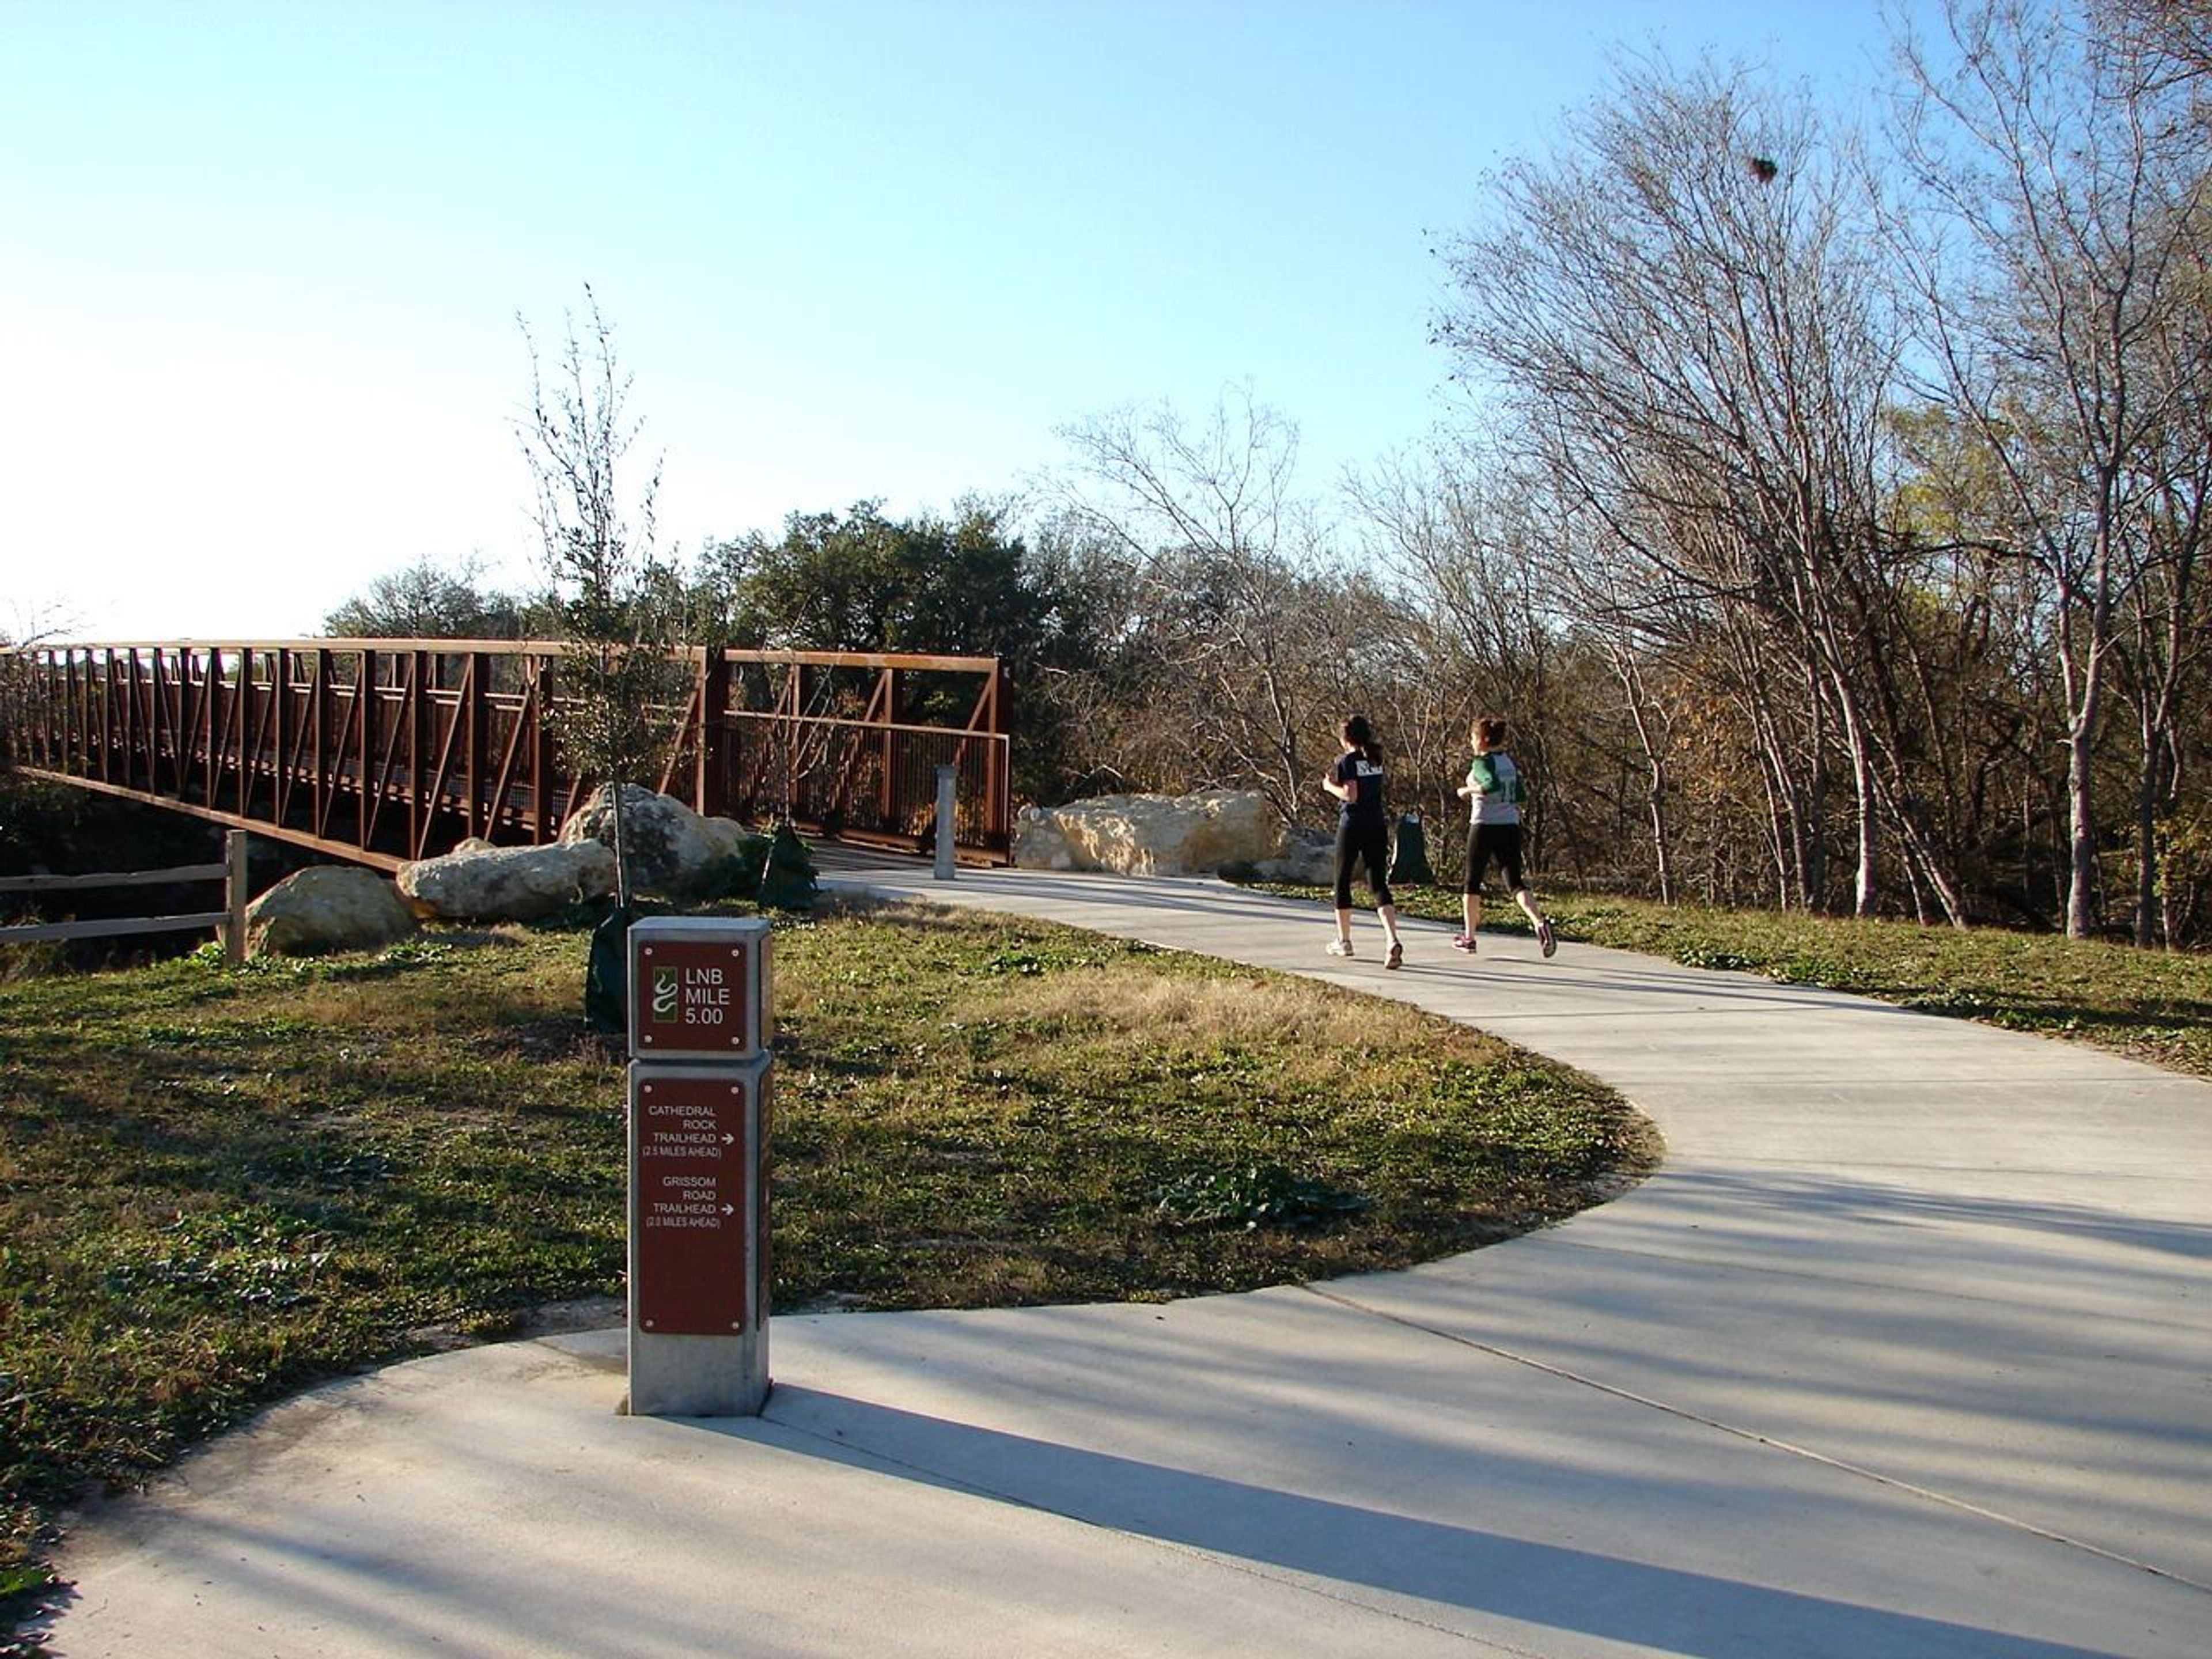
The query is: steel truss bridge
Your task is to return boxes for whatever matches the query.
[0,639,1011,872]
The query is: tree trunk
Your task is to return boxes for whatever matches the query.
[2134,741,2161,949]
[1838,683,1879,916]
[611,774,634,913]
[2065,721,2098,939]
[2064,548,2115,941]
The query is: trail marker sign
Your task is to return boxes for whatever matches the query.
[626,915,774,1418]
[628,916,770,1059]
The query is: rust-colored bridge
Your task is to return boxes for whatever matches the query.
[0,639,1011,871]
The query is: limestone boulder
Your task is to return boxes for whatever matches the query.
[558,784,725,896]
[1014,789,1295,877]
[1256,825,1337,885]
[1013,805,1076,871]
[698,815,754,863]
[396,840,616,922]
[247,865,419,958]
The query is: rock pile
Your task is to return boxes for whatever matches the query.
[1013,789,1332,882]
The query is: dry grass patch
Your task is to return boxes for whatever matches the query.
[768,901,1649,1312]
[961,967,1384,1052]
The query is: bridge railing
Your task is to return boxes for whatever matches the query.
[0,641,1009,870]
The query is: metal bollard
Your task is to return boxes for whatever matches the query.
[934,764,958,881]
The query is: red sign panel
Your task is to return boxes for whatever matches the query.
[632,1070,753,1335]
[634,938,755,1056]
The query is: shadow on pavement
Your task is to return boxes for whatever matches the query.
[730,1388,2139,1659]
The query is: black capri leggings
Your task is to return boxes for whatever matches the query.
[1335,819,1394,910]
[1463,821,1527,893]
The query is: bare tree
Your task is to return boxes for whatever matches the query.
[1436,53,1919,916]
[1051,387,1353,823]
[1346,446,1579,862]
[2113,324,2212,943]
[2092,0,2212,88]
[516,286,692,913]
[0,600,81,779]
[1888,0,2212,935]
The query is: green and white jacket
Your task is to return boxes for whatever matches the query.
[1467,752,1526,827]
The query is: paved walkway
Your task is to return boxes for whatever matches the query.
[43,869,2212,1658]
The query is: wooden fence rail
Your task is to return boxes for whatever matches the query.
[0,829,250,963]
[0,641,1011,871]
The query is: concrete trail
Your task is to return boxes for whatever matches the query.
[43,867,2212,1659]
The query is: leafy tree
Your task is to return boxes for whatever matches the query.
[1878,403,2062,926]
[703,497,1108,803]
[714,498,1058,656]
[320,555,525,639]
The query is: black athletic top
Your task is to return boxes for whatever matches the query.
[1331,749,1386,827]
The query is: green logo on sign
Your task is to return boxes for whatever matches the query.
[652,965,679,1018]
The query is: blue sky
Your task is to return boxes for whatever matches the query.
[3,1,1930,641]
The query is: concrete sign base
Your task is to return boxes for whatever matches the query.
[626,1057,771,1416]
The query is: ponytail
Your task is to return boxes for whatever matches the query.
[1342,714,1382,764]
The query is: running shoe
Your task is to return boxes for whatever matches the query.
[1450,934,1477,955]
[1385,940,1403,970]
[1537,919,1556,958]
[1325,939,1354,959]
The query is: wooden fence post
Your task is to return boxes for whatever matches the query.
[223,830,250,965]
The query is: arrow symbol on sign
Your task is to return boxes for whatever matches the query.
[721,1204,736,1216]
[722,1134,734,1145]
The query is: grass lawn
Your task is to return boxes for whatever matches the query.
[0,892,1651,1639]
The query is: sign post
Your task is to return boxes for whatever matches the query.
[626,916,773,1416]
